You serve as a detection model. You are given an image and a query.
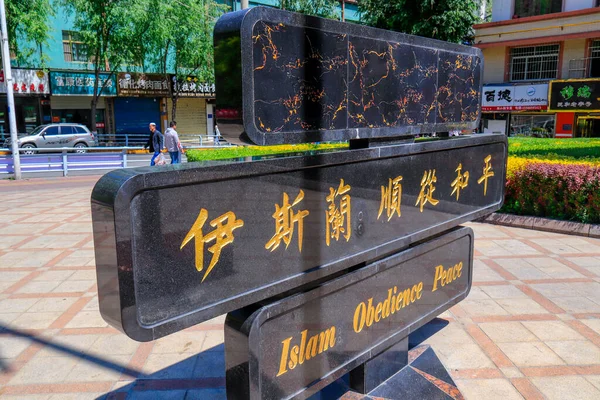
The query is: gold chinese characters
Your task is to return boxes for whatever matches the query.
[180,209,244,282]
[266,190,310,252]
[415,169,439,212]
[450,163,469,200]
[325,179,352,246]
[477,155,494,196]
[378,176,403,221]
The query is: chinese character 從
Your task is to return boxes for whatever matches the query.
[415,170,439,212]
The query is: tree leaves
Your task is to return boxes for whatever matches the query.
[5,0,54,66]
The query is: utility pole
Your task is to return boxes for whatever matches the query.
[0,0,21,179]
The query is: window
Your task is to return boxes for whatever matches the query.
[74,126,88,134]
[62,31,88,63]
[511,115,555,137]
[61,126,76,134]
[510,44,559,81]
[589,40,600,78]
[514,0,562,18]
[44,126,59,136]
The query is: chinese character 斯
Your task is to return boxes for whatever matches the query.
[450,163,469,201]
[497,89,512,102]
[265,190,309,252]
[180,209,244,282]
[484,90,496,102]
[378,176,403,221]
[325,179,352,246]
[415,170,439,212]
[477,155,495,196]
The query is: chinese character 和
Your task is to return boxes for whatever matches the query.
[450,163,469,201]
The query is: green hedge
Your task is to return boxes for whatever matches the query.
[508,137,600,161]
[186,143,348,162]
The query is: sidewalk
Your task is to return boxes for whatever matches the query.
[1,177,599,399]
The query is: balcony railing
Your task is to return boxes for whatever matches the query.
[568,57,600,79]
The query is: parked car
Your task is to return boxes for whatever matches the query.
[3,123,97,155]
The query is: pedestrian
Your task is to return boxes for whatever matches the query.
[144,122,164,166]
[164,121,184,164]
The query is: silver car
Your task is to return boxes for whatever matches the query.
[4,124,97,154]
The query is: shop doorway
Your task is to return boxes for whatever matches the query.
[575,116,600,138]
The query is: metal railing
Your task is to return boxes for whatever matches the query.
[0,147,150,176]
[94,133,232,147]
[568,57,600,79]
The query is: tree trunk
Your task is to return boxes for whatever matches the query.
[171,95,178,121]
[90,70,100,132]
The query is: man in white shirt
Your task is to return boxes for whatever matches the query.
[164,121,184,164]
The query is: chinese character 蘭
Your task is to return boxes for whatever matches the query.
[180,209,244,282]
[415,170,439,212]
[450,163,469,201]
[378,176,403,221]
[325,179,352,246]
[265,190,309,252]
[477,155,495,196]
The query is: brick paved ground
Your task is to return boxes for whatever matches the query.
[0,176,599,400]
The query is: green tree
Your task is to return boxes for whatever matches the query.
[142,0,228,121]
[280,0,339,20]
[61,0,148,130]
[358,0,478,43]
[4,0,54,66]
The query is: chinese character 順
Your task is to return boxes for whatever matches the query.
[180,209,244,282]
[265,190,309,252]
[325,179,352,246]
[378,176,403,221]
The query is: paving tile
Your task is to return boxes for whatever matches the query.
[55,250,95,267]
[550,296,600,313]
[19,235,84,250]
[496,259,550,280]
[0,235,31,249]
[479,322,538,343]
[63,354,130,381]
[0,395,51,400]
[522,320,585,341]
[64,310,109,328]
[0,250,62,268]
[585,375,600,391]
[9,355,78,384]
[531,376,600,400]
[436,342,495,369]
[455,378,524,400]
[200,330,225,352]
[496,298,550,315]
[35,334,101,358]
[581,319,600,335]
[500,366,523,378]
[545,340,600,365]
[52,280,95,293]
[88,334,140,356]
[465,286,491,300]
[152,331,207,354]
[497,342,565,367]
[0,271,30,282]
[0,298,39,313]
[28,297,78,313]
[480,285,529,299]
[47,223,93,234]
[0,313,21,324]
[0,336,32,359]
[48,394,105,400]
[16,280,62,294]
[32,270,76,281]
[460,299,510,317]
[143,352,198,379]
[494,239,542,256]
[10,312,62,330]
[68,270,97,281]
[192,351,225,378]
[0,223,55,235]
[528,239,582,254]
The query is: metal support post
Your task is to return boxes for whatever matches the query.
[62,150,68,176]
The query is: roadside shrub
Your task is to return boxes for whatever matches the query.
[503,162,600,223]
[186,142,347,162]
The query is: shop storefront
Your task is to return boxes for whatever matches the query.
[0,69,50,140]
[49,71,117,133]
[167,76,215,136]
[115,73,167,135]
[481,83,550,136]
[548,79,600,138]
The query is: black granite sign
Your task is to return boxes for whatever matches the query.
[92,134,505,341]
[225,226,473,399]
[214,7,482,145]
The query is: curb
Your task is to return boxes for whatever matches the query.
[481,213,600,239]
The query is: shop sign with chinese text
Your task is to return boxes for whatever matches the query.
[49,71,116,96]
[0,69,49,95]
[117,73,169,96]
[549,79,600,111]
[171,75,215,97]
[482,83,548,112]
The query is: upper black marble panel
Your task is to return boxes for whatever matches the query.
[214,7,482,145]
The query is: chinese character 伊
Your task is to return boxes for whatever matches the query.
[180,209,244,283]
[265,190,310,252]
[325,179,352,246]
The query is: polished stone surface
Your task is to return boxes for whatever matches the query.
[224,227,473,399]
[214,7,482,145]
[92,134,505,341]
